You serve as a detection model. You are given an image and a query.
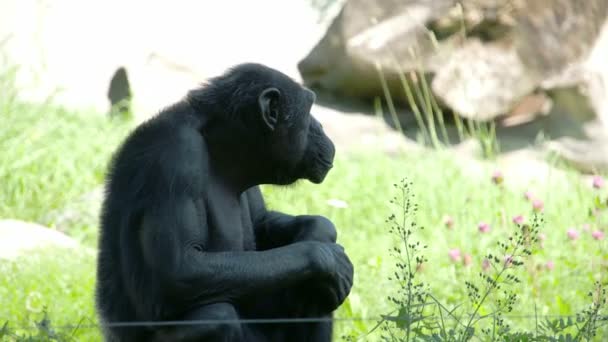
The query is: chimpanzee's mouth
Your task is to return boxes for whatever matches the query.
[307,159,333,184]
[318,155,334,169]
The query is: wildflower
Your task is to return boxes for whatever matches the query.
[482,258,491,272]
[524,191,534,201]
[537,232,546,248]
[592,175,604,189]
[567,228,580,241]
[545,260,555,271]
[492,170,504,185]
[478,222,491,233]
[512,215,524,225]
[463,253,472,267]
[504,255,513,267]
[532,199,544,212]
[592,230,605,240]
[326,199,348,208]
[448,249,461,262]
[443,215,454,229]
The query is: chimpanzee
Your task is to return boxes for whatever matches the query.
[95,63,354,342]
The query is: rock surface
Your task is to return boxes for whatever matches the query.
[299,0,608,124]
[298,0,458,101]
[0,219,81,259]
[311,103,422,155]
[431,39,536,120]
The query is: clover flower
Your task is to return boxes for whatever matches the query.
[567,228,580,241]
[592,230,605,240]
[448,249,461,262]
[592,175,604,189]
[478,222,491,233]
[512,215,524,225]
[532,199,544,212]
[492,170,504,185]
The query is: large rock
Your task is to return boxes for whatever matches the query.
[514,0,607,80]
[299,0,608,123]
[0,219,81,259]
[309,103,422,155]
[579,17,608,128]
[298,0,459,101]
[540,18,608,173]
[431,39,537,120]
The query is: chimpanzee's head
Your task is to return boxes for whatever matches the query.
[188,63,335,186]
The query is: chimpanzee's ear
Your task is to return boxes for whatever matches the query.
[258,87,281,131]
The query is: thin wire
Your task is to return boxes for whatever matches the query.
[5,315,607,331]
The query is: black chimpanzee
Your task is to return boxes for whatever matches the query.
[95,63,354,342]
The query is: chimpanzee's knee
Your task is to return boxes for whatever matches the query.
[204,302,242,340]
[152,302,243,342]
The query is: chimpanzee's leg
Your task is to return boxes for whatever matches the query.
[151,302,245,342]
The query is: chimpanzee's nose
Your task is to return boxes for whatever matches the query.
[304,88,316,103]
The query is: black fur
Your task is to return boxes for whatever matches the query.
[95,63,354,341]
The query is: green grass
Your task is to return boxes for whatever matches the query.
[1,91,606,340]
[0,248,97,341]
[0,93,132,225]
[268,152,607,339]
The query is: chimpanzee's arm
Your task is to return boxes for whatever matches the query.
[246,187,337,250]
[243,187,349,316]
[255,212,337,249]
[138,194,349,306]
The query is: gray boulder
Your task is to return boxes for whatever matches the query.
[298,0,458,101]
[299,0,608,123]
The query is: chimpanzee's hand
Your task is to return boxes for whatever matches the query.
[302,241,354,314]
[293,215,337,244]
